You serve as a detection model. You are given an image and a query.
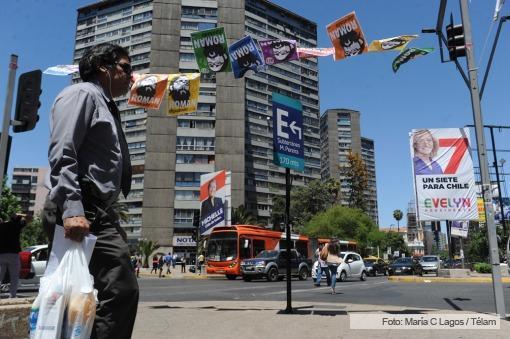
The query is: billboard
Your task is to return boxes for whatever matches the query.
[410,128,478,221]
[451,221,469,238]
[200,170,231,235]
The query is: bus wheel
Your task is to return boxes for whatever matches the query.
[226,274,237,280]
[267,267,279,282]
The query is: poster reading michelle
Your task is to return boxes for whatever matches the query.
[410,128,478,221]
[200,171,231,235]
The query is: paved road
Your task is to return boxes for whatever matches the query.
[138,276,510,314]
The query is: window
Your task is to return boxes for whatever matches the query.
[253,240,265,257]
[175,190,200,200]
[181,6,217,20]
[179,53,196,62]
[133,11,152,23]
[175,172,205,187]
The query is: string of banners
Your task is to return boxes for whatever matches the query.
[44,11,434,116]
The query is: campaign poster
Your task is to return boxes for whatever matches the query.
[128,73,168,109]
[368,35,418,52]
[191,27,231,74]
[228,35,265,79]
[200,170,231,235]
[326,11,368,61]
[392,48,433,73]
[410,128,478,221]
[167,73,200,116]
[297,47,335,59]
[451,221,468,238]
[259,39,298,65]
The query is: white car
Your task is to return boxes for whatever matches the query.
[311,251,368,282]
[21,245,48,285]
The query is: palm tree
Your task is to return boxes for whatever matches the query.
[138,239,159,268]
[393,209,403,232]
[231,205,257,225]
[111,200,129,223]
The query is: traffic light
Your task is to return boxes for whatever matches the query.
[193,211,200,228]
[446,24,466,61]
[13,70,42,133]
[191,229,197,242]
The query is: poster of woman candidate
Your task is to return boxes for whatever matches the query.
[326,11,368,61]
[167,73,200,116]
[410,128,478,221]
[191,27,232,74]
[228,35,265,79]
[199,171,232,235]
[259,39,298,65]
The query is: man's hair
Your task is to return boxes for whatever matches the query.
[79,43,130,82]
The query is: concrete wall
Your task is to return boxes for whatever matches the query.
[141,0,181,245]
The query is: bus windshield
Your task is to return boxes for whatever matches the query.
[207,232,237,261]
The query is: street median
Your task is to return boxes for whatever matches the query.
[388,275,510,283]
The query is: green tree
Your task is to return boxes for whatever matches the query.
[138,239,159,268]
[270,195,285,231]
[0,177,21,221]
[231,205,257,225]
[111,200,129,223]
[20,214,48,249]
[342,152,369,212]
[393,209,403,232]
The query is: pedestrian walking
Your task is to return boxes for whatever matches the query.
[180,257,186,273]
[47,42,139,338]
[158,255,164,278]
[151,255,159,274]
[325,241,342,294]
[164,252,172,275]
[197,252,205,275]
[314,243,331,287]
[172,253,177,269]
[0,214,28,298]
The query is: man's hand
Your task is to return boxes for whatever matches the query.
[63,216,90,242]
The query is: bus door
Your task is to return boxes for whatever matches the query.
[239,237,253,260]
[253,239,265,257]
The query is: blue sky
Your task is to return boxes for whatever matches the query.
[0,0,509,228]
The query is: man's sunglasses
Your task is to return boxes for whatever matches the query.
[116,62,132,76]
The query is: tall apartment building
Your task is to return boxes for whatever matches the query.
[320,109,378,224]
[10,167,49,217]
[74,0,321,255]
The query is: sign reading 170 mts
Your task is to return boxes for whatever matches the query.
[272,93,304,172]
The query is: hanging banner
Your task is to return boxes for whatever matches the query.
[167,73,200,116]
[200,170,231,236]
[128,73,168,109]
[493,197,510,223]
[43,65,79,76]
[494,0,506,21]
[410,128,478,221]
[451,221,469,238]
[259,39,299,65]
[326,11,368,61]
[477,197,486,223]
[297,47,335,59]
[228,35,265,79]
[392,47,433,73]
[191,27,232,74]
[368,35,418,52]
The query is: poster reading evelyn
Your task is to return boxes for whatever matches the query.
[410,128,478,221]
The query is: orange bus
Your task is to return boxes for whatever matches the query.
[206,225,310,279]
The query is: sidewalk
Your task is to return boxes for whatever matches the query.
[388,274,510,284]
[133,300,509,339]
[137,266,224,280]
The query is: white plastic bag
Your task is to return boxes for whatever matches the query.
[31,242,96,339]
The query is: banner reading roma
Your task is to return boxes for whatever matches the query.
[410,128,478,221]
[191,27,231,74]
[259,39,298,65]
[200,170,231,235]
[229,35,265,79]
[128,73,168,109]
[326,11,368,61]
[167,73,200,116]
[392,47,433,73]
[368,35,418,52]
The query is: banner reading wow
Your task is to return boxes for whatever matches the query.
[410,128,478,221]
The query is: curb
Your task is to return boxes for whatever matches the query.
[388,275,510,283]
[138,272,226,280]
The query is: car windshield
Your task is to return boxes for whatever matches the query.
[422,257,438,262]
[394,258,412,264]
[255,250,278,258]
[207,232,237,261]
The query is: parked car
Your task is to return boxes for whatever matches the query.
[442,259,463,269]
[21,245,48,285]
[363,257,388,276]
[416,255,440,276]
[388,257,418,275]
[240,249,311,282]
[311,251,368,282]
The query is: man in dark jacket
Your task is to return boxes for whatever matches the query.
[0,213,27,298]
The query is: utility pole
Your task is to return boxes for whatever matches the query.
[0,54,18,199]
[459,0,506,319]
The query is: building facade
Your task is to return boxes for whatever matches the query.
[10,167,49,217]
[74,0,321,255]
[320,109,378,224]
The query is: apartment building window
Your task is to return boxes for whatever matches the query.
[122,7,132,16]
[132,21,152,31]
[128,141,145,150]
[175,190,200,200]
[337,117,351,126]
[175,173,205,187]
[174,209,195,224]
[134,1,151,11]
[132,31,151,43]
[176,137,214,151]
[181,6,217,20]
[97,14,107,23]
[176,154,214,164]
[179,53,195,62]
[133,11,152,23]
[181,21,198,30]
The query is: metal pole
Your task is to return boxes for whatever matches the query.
[459,0,506,319]
[446,220,452,262]
[284,168,292,313]
[460,237,465,269]
[488,127,507,236]
[0,54,18,199]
